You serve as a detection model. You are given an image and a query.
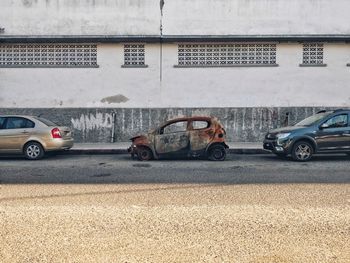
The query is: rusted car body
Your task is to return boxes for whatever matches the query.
[128,116,229,161]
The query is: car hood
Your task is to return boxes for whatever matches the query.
[130,134,147,141]
[268,126,307,134]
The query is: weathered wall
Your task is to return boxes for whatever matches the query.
[161,43,350,108]
[0,107,335,142]
[163,0,350,35]
[0,44,161,108]
[0,0,160,35]
[1,43,350,108]
[1,0,350,36]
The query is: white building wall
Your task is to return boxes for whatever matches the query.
[0,0,160,35]
[161,43,350,107]
[1,0,350,109]
[1,0,350,35]
[0,44,161,108]
[1,43,350,108]
[163,0,350,35]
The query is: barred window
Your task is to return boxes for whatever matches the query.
[0,44,98,67]
[177,43,277,67]
[123,44,146,67]
[302,43,324,65]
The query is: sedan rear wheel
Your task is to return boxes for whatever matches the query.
[292,141,313,162]
[24,142,45,160]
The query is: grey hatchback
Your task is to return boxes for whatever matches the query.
[264,109,350,161]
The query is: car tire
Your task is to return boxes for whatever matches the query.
[291,141,314,162]
[24,142,45,160]
[137,146,153,161]
[208,144,226,161]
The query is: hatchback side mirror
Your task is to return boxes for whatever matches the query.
[320,123,329,129]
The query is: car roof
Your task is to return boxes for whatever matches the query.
[0,115,36,118]
[332,109,350,114]
[163,116,215,124]
[315,109,350,117]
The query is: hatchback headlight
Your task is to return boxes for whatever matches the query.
[277,133,291,139]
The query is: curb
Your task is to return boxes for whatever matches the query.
[64,148,269,155]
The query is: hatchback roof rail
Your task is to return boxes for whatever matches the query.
[316,110,327,114]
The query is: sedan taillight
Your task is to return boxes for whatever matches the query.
[51,128,62,138]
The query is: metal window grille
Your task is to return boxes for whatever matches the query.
[124,44,145,66]
[177,43,277,66]
[0,44,98,67]
[302,43,324,65]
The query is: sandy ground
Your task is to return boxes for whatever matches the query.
[1,183,350,263]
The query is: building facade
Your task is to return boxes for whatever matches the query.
[1,0,350,142]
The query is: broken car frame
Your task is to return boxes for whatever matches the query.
[128,116,229,161]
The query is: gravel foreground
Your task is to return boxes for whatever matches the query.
[1,183,350,263]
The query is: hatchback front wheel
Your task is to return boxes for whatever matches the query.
[292,141,313,162]
[137,146,153,161]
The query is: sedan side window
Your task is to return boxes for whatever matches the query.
[5,117,35,129]
[162,121,187,134]
[323,114,348,128]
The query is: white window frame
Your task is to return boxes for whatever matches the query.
[0,43,98,68]
[175,43,278,67]
[300,43,326,67]
[122,44,148,68]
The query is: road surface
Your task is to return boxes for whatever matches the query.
[1,154,349,262]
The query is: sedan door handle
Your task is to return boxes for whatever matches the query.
[21,131,29,134]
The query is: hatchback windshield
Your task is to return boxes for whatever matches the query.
[295,112,331,127]
[34,117,58,127]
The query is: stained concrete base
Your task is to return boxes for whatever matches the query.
[68,142,267,155]
[0,107,339,143]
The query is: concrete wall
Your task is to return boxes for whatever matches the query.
[0,0,160,35]
[0,44,161,108]
[1,43,350,108]
[1,1,349,143]
[1,0,350,35]
[163,0,350,35]
[161,43,350,108]
[0,107,333,142]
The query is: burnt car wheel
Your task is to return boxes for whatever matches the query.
[137,147,153,161]
[292,141,313,162]
[208,145,226,161]
[24,142,45,160]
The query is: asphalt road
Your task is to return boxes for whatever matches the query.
[0,153,349,184]
[1,154,350,263]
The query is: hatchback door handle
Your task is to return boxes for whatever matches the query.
[21,131,29,134]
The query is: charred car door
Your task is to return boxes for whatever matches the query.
[189,120,215,155]
[154,121,189,157]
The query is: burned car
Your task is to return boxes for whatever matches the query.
[128,116,229,161]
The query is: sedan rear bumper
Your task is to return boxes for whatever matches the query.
[45,138,74,151]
